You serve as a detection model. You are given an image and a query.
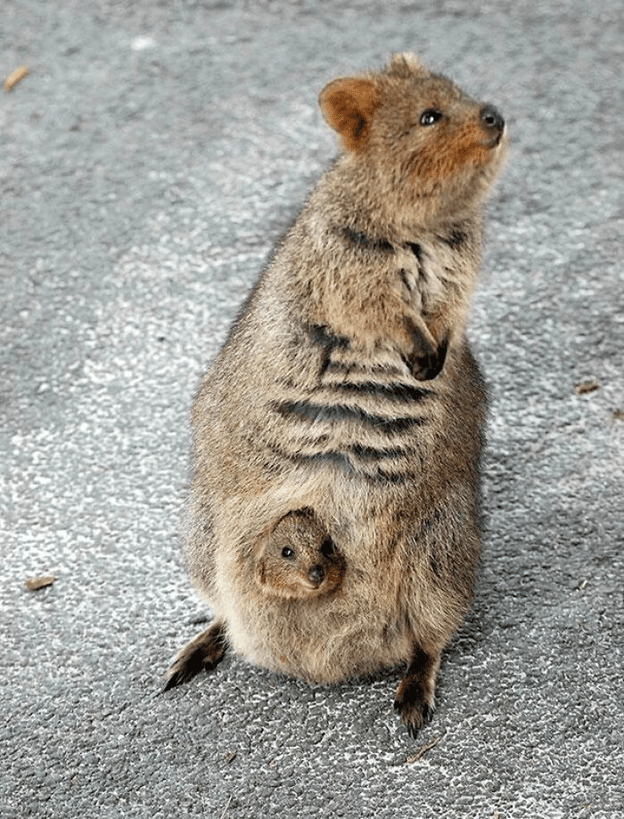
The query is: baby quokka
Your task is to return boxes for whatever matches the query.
[166,52,508,736]
[254,508,345,600]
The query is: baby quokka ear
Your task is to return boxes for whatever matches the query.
[319,77,380,153]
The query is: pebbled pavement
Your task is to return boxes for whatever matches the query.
[1,1,622,817]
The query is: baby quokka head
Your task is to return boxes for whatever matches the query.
[319,52,508,221]
[253,509,345,600]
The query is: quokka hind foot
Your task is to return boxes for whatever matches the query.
[393,647,441,737]
[164,620,227,691]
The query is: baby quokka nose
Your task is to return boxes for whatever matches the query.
[308,565,325,584]
[480,104,505,134]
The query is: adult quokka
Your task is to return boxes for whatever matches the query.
[166,52,508,736]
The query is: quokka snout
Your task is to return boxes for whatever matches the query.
[166,52,508,737]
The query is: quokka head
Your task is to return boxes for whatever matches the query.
[319,52,508,221]
[253,509,345,600]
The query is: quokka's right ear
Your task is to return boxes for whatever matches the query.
[319,77,380,152]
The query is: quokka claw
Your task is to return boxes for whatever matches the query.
[163,622,227,692]
[163,650,207,692]
[394,695,435,737]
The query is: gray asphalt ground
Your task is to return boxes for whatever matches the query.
[1,1,622,817]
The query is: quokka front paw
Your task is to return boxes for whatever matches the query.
[164,620,227,691]
[401,317,449,382]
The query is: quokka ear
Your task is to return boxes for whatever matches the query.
[319,77,380,152]
[292,506,315,521]
[386,52,429,79]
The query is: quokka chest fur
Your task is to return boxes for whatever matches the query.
[167,53,508,736]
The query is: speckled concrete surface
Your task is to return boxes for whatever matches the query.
[1,1,622,817]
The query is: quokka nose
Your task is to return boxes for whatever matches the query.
[480,104,505,132]
[308,565,325,584]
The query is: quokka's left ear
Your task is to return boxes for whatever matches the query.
[318,77,380,153]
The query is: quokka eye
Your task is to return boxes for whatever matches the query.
[420,109,443,126]
[281,546,295,559]
[320,538,335,557]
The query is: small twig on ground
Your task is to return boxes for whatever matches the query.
[406,733,443,764]
[575,379,599,395]
[220,794,233,819]
[25,575,57,591]
[4,65,29,92]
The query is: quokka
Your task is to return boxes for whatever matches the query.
[166,52,508,736]
[253,508,345,600]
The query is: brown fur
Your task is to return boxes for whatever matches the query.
[166,53,508,736]
[254,508,345,599]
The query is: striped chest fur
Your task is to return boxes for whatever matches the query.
[239,218,482,489]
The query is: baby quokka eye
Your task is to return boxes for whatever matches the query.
[281,546,295,559]
[420,109,443,126]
